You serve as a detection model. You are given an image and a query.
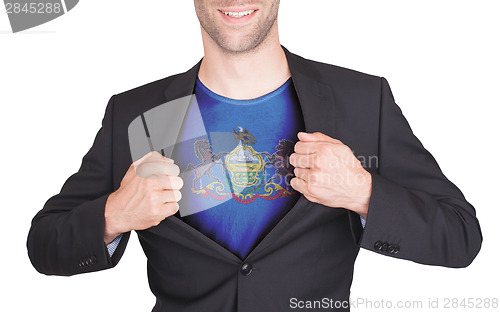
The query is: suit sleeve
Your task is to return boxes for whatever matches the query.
[352,77,482,268]
[27,95,130,276]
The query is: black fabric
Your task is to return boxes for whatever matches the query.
[27,46,482,311]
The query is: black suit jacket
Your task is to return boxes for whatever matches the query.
[27,46,482,311]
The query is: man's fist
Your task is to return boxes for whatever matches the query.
[104,151,184,244]
[289,132,371,219]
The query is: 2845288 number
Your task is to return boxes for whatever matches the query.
[443,298,498,309]
[5,2,62,14]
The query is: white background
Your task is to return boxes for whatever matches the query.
[1,0,499,311]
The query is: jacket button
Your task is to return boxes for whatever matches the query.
[89,256,97,265]
[79,258,87,267]
[381,242,389,252]
[387,244,395,254]
[393,245,400,254]
[240,263,253,276]
[374,241,383,250]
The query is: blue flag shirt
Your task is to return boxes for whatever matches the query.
[172,76,305,259]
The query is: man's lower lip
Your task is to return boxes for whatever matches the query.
[218,10,258,24]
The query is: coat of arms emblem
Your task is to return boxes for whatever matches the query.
[184,127,296,203]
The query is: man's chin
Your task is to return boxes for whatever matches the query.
[215,36,267,55]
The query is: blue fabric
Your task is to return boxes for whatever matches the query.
[360,216,366,228]
[106,234,122,257]
[172,77,305,260]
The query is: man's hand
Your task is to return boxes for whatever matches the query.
[103,151,184,244]
[289,132,371,219]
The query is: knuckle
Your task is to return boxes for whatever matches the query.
[166,202,179,215]
[333,138,344,145]
[312,156,321,168]
[163,176,174,189]
[137,162,151,171]
[310,170,322,184]
[160,190,180,203]
[309,172,317,184]
[323,144,335,156]
[317,144,328,154]
[309,168,318,177]
[163,157,174,163]
[136,163,152,178]
[166,163,180,176]
[293,155,302,167]
[141,176,157,188]
[172,176,184,189]
[340,145,352,155]
[293,141,300,151]
[173,190,182,202]
[159,191,170,203]
[173,164,180,176]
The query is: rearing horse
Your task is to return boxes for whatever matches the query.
[184,139,228,190]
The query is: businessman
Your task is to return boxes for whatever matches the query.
[27,1,482,311]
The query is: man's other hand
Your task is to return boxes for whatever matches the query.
[103,151,183,244]
[289,132,371,219]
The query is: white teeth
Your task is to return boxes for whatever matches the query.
[222,10,255,18]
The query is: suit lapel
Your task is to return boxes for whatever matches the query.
[283,46,336,136]
[156,46,338,261]
[163,60,201,102]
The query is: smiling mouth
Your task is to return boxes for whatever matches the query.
[219,9,257,18]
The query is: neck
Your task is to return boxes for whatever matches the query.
[197,25,291,100]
